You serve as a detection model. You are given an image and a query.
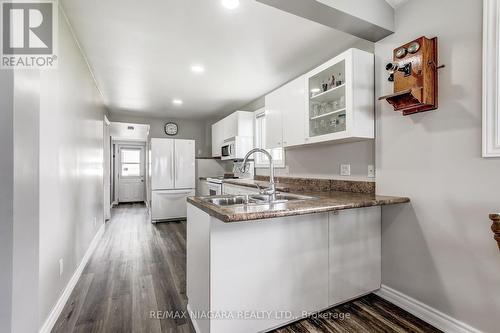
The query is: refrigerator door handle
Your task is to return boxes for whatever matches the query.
[155,190,192,196]
[171,150,175,182]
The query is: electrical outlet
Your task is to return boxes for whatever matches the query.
[368,165,375,178]
[59,258,64,276]
[340,164,351,176]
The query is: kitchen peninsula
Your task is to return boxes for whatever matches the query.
[186,179,409,333]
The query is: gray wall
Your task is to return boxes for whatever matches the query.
[109,113,212,157]
[375,1,500,332]
[0,70,13,333]
[37,9,107,329]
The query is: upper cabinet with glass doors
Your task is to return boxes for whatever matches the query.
[305,48,374,144]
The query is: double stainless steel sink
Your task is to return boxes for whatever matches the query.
[202,193,316,207]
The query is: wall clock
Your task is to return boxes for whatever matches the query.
[164,122,178,136]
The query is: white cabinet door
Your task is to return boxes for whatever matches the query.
[222,112,237,139]
[151,138,174,190]
[282,75,306,147]
[211,121,222,157]
[264,90,283,149]
[174,139,195,189]
[329,206,381,305]
[209,213,329,333]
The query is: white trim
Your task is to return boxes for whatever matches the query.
[482,0,500,157]
[376,285,483,333]
[39,224,105,333]
[187,304,201,333]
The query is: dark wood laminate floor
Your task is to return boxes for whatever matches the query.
[53,203,441,333]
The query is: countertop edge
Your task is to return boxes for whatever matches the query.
[187,196,410,223]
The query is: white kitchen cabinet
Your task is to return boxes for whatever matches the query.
[211,121,223,157]
[328,206,381,305]
[264,89,283,149]
[222,183,259,195]
[282,76,307,147]
[305,48,374,144]
[264,75,306,149]
[187,203,384,333]
[211,111,254,157]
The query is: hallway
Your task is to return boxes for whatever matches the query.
[53,204,194,332]
[53,204,440,333]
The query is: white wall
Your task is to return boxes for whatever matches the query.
[37,8,107,330]
[375,1,500,332]
[109,113,211,157]
[12,70,42,333]
[0,69,14,333]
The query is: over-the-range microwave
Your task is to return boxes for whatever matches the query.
[221,136,253,160]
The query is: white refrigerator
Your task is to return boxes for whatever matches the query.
[151,138,195,222]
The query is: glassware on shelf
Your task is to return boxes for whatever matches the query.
[325,102,333,114]
[328,74,335,89]
[336,73,343,87]
[332,100,339,111]
[322,80,328,92]
[312,103,320,117]
[339,96,345,108]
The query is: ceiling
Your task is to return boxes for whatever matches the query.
[61,0,367,119]
[384,0,409,8]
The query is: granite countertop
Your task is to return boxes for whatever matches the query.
[187,191,410,223]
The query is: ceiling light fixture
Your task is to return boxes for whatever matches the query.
[172,99,183,105]
[221,0,239,10]
[191,65,205,73]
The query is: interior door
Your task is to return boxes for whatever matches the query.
[118,146,145,203]
[174,139,195,189]
[151,138,174,190]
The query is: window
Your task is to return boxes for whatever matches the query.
[483,0,500,157]
[254,109,285,168]
[120,148,142,177]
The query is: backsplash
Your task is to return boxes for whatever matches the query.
[255,175,375,194]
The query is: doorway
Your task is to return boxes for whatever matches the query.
[109,122,150,205]
[116,144,146,203]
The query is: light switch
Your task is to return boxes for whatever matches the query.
[340,164,351,176]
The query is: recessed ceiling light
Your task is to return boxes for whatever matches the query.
[172,99,183,105]
[221,0,239,10]
[191,65,205,73]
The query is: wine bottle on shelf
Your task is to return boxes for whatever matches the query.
[322,80,328,92]
[336,73,343,86]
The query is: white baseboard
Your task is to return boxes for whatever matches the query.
[376,285,483,333]
[39,223,105,333]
